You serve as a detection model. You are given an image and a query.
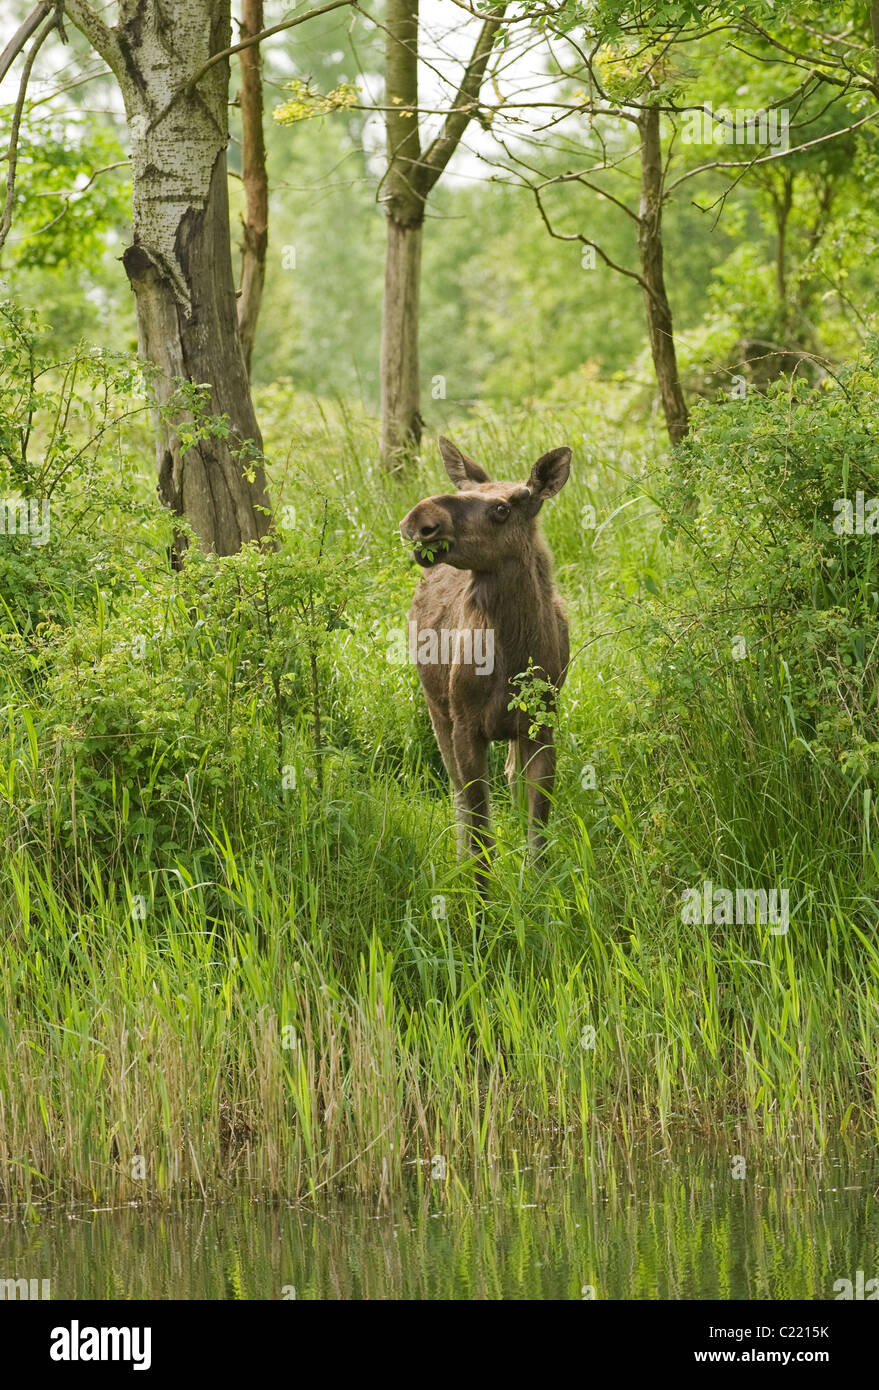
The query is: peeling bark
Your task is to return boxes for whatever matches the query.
[67,0,271,554]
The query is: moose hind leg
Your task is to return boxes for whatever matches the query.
[452,726,493,875]
[520,734,556,858]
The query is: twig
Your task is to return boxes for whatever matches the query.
[184,0,357,94]
[0,7,59,255]
[0,1,51,85]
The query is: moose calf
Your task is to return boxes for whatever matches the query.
[400,437,571,874]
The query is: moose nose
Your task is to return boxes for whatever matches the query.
[400,501,449,542]
[400,505,439,541]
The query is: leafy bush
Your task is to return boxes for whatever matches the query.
[625,343,879,842]
[0,299,162,639]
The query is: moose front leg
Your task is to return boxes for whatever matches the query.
[452,727,493,877]
[519,734,556,858]
[426,699,469,855]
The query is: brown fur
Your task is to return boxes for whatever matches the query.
[399,437,572,877]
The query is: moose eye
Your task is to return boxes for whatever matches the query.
[493,503,510,522]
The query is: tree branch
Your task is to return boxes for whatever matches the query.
[665,109,879,198]
[0,1,51,86]
[418,2,507,196]
[184,0,357,94]
[7,160,130,248]
[0,8,59,255]
[524,176,650,297]
[61,0,124,78]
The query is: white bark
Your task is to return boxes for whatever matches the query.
[64,0,271,553]
[116,0,230,314]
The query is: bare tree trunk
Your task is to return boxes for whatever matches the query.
[379,0,507,465]
[773,170,794,320]
[237,0,268,378]
[638,106,689,445]
[381,218,423,463]
[66,0,271,555]
[380,0,424,465]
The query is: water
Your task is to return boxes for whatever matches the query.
[1,1154,876,1299]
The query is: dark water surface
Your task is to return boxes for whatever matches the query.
[2,1155,877,1299]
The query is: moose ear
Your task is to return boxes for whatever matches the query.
[439,436,490,488]
[527,447,571,500]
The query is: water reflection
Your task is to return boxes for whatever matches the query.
[1,1154,875,1299]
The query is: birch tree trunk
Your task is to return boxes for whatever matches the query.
[638,106,689,446]
[65,0,271,554]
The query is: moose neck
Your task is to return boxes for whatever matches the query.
[466,538,554,646]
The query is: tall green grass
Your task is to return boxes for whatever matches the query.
[1,391,877,1206]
